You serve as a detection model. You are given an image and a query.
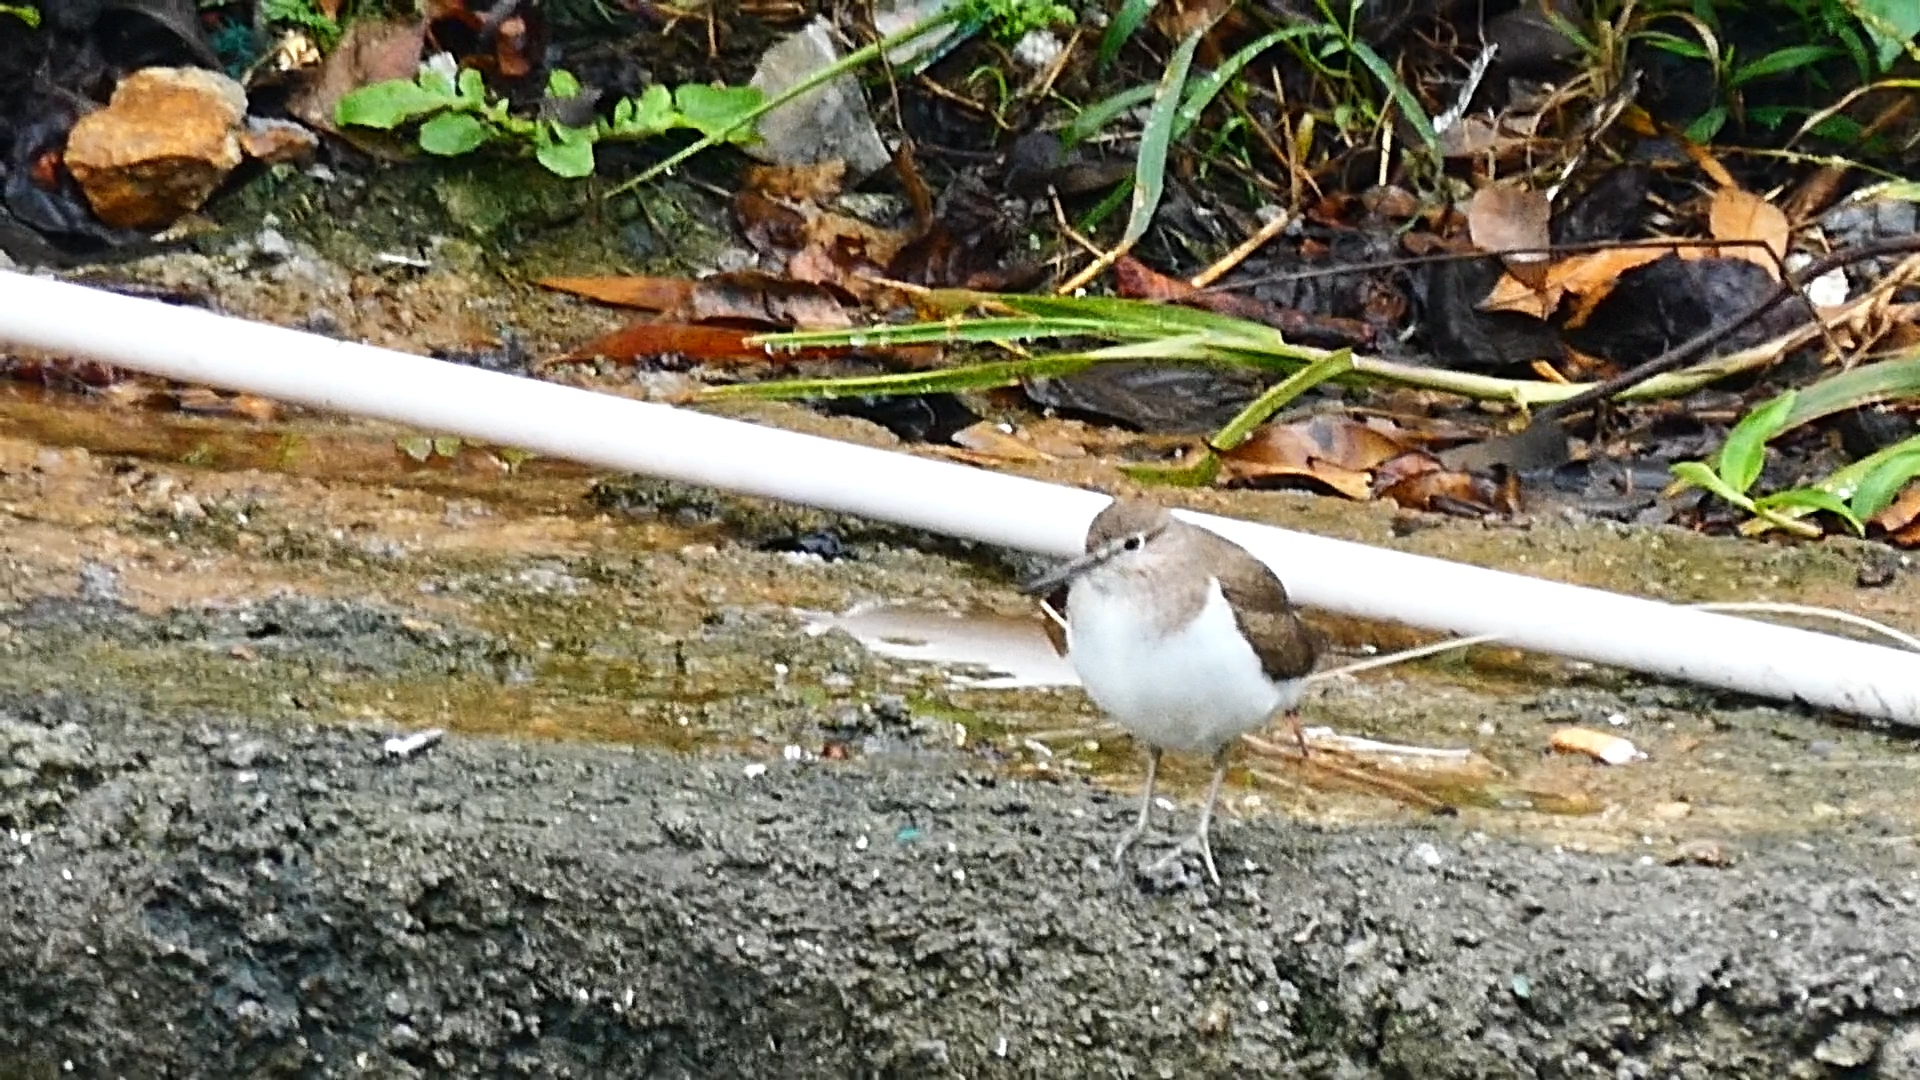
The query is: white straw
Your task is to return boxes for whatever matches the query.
[1,269,1916,723]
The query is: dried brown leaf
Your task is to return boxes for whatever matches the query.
[742,161,847,204]
[1708,187,1790,279]
[288,17,426,134]
[1221,415,1410,500]
[539,276,695,311]
[1373,452,1520,515]
[950,421,1056,462]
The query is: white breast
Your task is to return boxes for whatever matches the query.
[1066,576,1301,753]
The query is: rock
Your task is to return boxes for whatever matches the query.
[1881,1024,1920,1079]
[1815,1022,1881,1068]
[64,67,248,230]
[746,19,890,180]
[239,117,320,166]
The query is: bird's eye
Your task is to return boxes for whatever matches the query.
[1122,535,1143,551]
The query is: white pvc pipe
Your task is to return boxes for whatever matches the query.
[1,269,1916,723]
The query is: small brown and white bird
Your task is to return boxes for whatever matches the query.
[1025,499,1318,884]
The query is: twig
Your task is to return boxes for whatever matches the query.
[1190,210,1293,289]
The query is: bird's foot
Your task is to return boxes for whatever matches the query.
[1145,826,1220,886]
[1111,820,1150,868]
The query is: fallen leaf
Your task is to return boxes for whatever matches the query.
[1870,483,1920,536]
[1467,182,1551,289]
[1113,257,1374,348]
[743,160,847,203]
[554,323,814,365]
[686,271,855,329]
[734,189,812,254]
[1373,451,1521,515]
[1479,270,1558,319]
[1708,187,1790,279]
[540,276,695,311]
[287,17,427,135]
[949,421,1056,463]
[1221,415,1409,499]
[1438,114,1542,161]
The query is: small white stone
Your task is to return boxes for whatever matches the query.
[1011,30,1062,70]
[743,763,768,779]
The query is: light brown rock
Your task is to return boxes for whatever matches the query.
[64,67,249,230]
[239,117,319,165]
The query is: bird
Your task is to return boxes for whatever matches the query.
[1024,498,1318,884]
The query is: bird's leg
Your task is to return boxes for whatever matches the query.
[1112,746,1161,867]
[1150,743,1233,886]
[1287,710,1309,758]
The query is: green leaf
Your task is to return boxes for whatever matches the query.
[1716,390,1796,494]
[1731,44,1843,85]
[547,68,583,97]
[1669,460,1757,511]
[336,79,453,130]
[1684,105,1728,144]
[1,4,42,27]
[1097,0,1153,71]
[431,437,464,458]
[1856,0,1920,69]
[1754,487,1863,534]
[396,436,433,462]
[674,84,765,143]
[612,84,677,136]
[418,67,457,98]
[537,130,597,177]
[417,112,490,155]
[455,68,488,107]
[1637,30,1710,60]
[1849,447,1920,522]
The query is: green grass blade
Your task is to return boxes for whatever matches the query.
[1176,26,1327,137]
[1779,351,1920,432]
[1121,449,1221,486]
[1063,84,1156,147]
[1098,0,1155,72]
[751,317,1130,351]
[702,336,1221,401]
[1345,37,1437,149]
[700,356,1090,400]
[1208,349,1355,450]
[1120,25,1205,249]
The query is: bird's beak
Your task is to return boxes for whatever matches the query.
[1020,548,1106,595]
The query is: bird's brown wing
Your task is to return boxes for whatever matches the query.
[1202,532,1319,682]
